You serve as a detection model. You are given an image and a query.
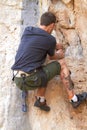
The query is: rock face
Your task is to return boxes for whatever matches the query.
[0,0,87,130]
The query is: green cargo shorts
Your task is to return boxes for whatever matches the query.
[14,61,61,90]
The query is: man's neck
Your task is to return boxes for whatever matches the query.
[39,25,48,32]
[39,25,50,34]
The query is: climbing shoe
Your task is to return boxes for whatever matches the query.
[34,98,50,112]
[71,92,87,108]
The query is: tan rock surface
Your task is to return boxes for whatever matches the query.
[0,0,87,130]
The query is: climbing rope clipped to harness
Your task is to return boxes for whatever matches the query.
[21,74,28,112]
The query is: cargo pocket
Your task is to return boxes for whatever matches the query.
[26,73,41,88]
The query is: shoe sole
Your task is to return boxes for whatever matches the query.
[34,101,50,112]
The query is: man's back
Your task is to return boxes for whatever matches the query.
[11,26,56,73]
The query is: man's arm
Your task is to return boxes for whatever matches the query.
[49,49,65,60]
[49,43,65,60]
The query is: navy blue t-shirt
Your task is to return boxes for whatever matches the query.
[11,26,56,73]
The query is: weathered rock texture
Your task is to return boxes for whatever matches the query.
[0,0,87,130]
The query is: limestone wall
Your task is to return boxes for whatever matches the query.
[0,0,87,130]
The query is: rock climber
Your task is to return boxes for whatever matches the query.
[11,12,87,112]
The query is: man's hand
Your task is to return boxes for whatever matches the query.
[49,43,65,60]
[49,49,65,60]
[56,43,64,50]
[56,49,65,59]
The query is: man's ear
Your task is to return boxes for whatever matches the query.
[50,23,55,28]
[47,23,55,34]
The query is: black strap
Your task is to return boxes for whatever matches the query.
[21,74,26,88]
[12,71,19,81]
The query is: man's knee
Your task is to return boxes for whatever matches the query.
[43,61,61,81]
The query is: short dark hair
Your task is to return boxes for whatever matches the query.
[40,12,56,26]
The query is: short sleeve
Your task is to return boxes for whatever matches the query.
[47,37,56,56]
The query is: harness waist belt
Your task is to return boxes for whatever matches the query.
[14,70,31,77]
[13,67,41,78]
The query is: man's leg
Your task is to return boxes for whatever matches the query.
[58,59,75,100]
[34,62,60,112]
[58,59,87,108]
